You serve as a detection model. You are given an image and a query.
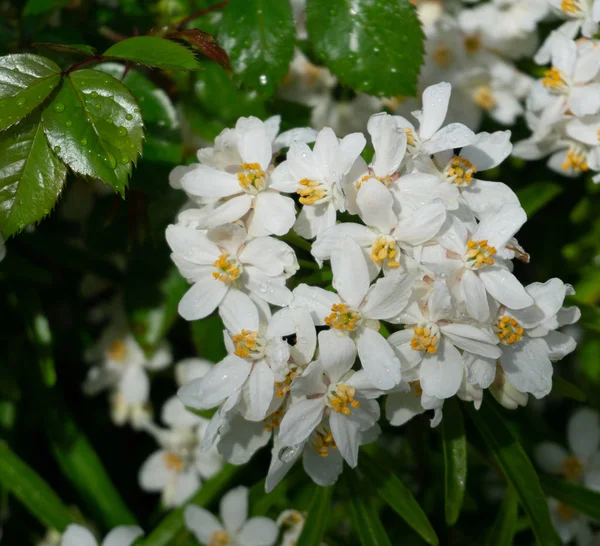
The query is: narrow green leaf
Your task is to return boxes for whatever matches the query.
[567,297,600,334]
[485,485,518,546]
[104,37,201,71]
[442,397,467,525]
[465,400,562,546]
[0,112,67,238]
[219,0,295,95]
[540,475,600,521]
[360,452,439,545]
[0,54,62,131]
[33,43,97,57]
[516,182,562,217]
[550,376,586,402]
[23,0,69,16]
[0,442,73,531]
[345,473,393,546]
[42,69,144,195]
[306,0,424,97]
[142,465,240,546]
[296,485,333,546]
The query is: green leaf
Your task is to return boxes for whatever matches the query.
[485,485,518,546]
[516,182,562,217]
[306,0,424,97]
[360,452,439,545]
[550,376,586,402]
[142,465,240,546]
[540,475,600,522]
[568,298,600,334]
[218,0,295,95]
[104,37,201,71]
[33,42,97,57]
[0,54,62,131]
[442,397,467,525]
[42,69,144,195]
[295,485,333,546]
[0,112,67,238]
[345,473,393,546]
[191,314,228,362]
[0,442,74,531]
[23,0,70,17]
[465,400,562,546]
[168,29,230,70]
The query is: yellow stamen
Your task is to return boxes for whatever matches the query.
[237,162,265,192]
[107,340,127,362]
[410,325,440,354]
[163,452,184,473]
[297,178,327,205]
[370,236,400,268]
[542,67,568,92]
[324,303,361,332]
[464,35,481,54]
[312,429,337,457]
[263,409,284,432]
[561,0,581,13]
[212,253,241,283]
[465,239,496,268]
[232,330,262,358]
[560,455,584,481]
[556,502,577,521]
[381,95,406,110]
[445,156,477,185]
[329,384,360,415]
[410,380,423,398]
[405,128,415,147]
[562,147,589,172]
[474,85,496,111]
[208,530,231,546]
[495,316,524,345]
[432,44,452,67]
[274,368,300,398]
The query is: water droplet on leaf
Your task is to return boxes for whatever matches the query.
[54,103,65,113]
[106,152,117,169]
[126,113,133,121]
[66,120,72,127]
[81,138,88,145]
[53,146,61,153]
[16,98,25,106]
[118,126,127,136]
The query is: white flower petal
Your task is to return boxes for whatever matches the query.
[319,329,357,383]
[421,123,476,155]
[238,518,279,546]
[239,128,272,171]
[385,390,425,426]
[360,274,413,320]
[368,113,407,177]
[329,411,361,467]
[460,131,513,171]
[303,445,343,486]
[356,179,398,233]
[500,338,553,398]
[394,202,446,246]
[138,450,169,492]
[103,526,144,546]
[218,416,271,464]
[287,141,320,181]
[294,201,337,240]
[479,267,534,310]
[356,327,401,389]
[246,360,275,421]
[312,222,376,263]
[534,442,569,474]
[331,237,370,307]
[221,486,248,536]
[204,194,254,227]
[184,505,223,544]
[62,525,98,546]
[441,324,501,359]
[291,284,339,325]
[567,408,600,460]
[420,82,451,140]
[181,165,241,198]
[119,364,150,405]
[419,338,464,399]
[178,276,228,321]
[244,267,292,307]
[218,289,259,334]
[278,398,325,446]
[248,193,296,237]
[166,225,221,264]
[460,269,490,322]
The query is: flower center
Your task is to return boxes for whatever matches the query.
[163,452,184,473]
[324,303,361,332]
[237,162,266,193]
[444,156,477,185]
[107,339,127,363]
[562,147,589,172]
[495,316,523,344]
[561,0,582,13]
[328,383,360,415]
[542,67,568,92]
[556,502,577,522]
[312,429,337,457]
[274,367,301,398]
[263,408,284,432]
[232,330,264,359]
[432,44,452,67]
[560,455,584,481]
[370,236,400,268]
[464,239,496,269]
[212,253,242,283]
[297,178,329,205]
[410,324,440,354]
[464,34,481,54]
[208,530,231,546]
[356,173,393,190]
[474,85,496,111]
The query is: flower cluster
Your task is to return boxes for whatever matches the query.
[166,82,579,490]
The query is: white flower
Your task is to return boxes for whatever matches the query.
[548,497,593,546]
[277,510,309,546]
[185,486,278,546]
[385,381,445,428]
[60,525,142,546]
[166,222,298,320]
[546,0,600,39]
[292,237,414,389]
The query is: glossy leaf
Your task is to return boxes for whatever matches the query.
[0,113,67,238]
[465,400,562,546]
[168,29,230,70]
[306,0,424,97]
[296,485,333,546]
[540,475,600,521]
[42,69,144,196]
[33,42,96,56]
[191,314,228,362]
[516,182,562,217]
[0,441,74,531]
[442,397,467,525]
[360,452,439,545]
[104,36,201,71]
[550,376,586,402]
[0,54,62,131]
[485,486,518,546]
[219,0,295,95]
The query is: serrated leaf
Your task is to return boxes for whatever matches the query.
[0,54,62,131]
[360,452,438,545]
[0,441,74,531]
[465,400,562,546]
[168,29,230,70]
[442,397,467,525]
[550,376,586,402]
[104,36,201,71]
[540,475,600,522]
[218,0,295,95]
[0,113,67,238]
[296,485,332,546]
[485,485,518,546]
[42,69,144,196]
[516,182,562,217]
[306,0,424,97]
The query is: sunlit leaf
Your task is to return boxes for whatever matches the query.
[516,182,562,217]
[442,397,467,525]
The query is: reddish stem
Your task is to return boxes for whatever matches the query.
[176,0,230,29]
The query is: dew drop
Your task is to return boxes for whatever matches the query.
[54,103,65,113]
[94,103,101,110]
[120,156,128,165]
[81,138,88,145]
[90,91,98,99]
[134,109,140,114]
[117,126,128,136]
[53,146,61,153]
[126,113,133,121]
[278,445,300,463]
[390,67,398,73]
[106,152,117,169]
[107,117,114,124]
[66,120,72,127]
[259,74,268,86]
[16,98,25,107]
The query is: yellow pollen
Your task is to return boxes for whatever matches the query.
[297,178,327,205]
[274,369,300,399]
[208,530,231,546]
[432,44,452,67]
[370,237,400,268]
[560,455,584,481]
[107,340,127,362]
[263,409,284,432]
[542,67,568,91]
[410,380,423,398]
[405,128,415,147]
[381,95,406,110]
[237,162,266,191]
[561,0,581,13]
[597,129,600,142]
[556,502,577,522]
[464,35,481,54]
[495,316,524,345]
[163,452,184,473]
[324,303,360,332]
[329,384,360,415]
[474,85,496,111]
[212,253,241,283]
[465,239,496,268]
[562,148,589,172]
[232,330,261,358]
[356,173,393,189]
[410,325,440,354]
[445,156,477,185]
[313,429,337,457]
